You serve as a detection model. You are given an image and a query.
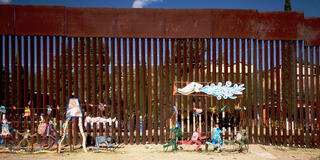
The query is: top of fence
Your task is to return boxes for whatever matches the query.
[0,5,319,45]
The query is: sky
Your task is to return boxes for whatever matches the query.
[0,0,319,17]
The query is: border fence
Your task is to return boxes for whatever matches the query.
[0,5,320,148]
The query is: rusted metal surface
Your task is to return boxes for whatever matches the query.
[30,36,35,148]
[165,9,212,38]
[135,38,140,144]
[153,38,158,144]
[264,40,269,145]
[258,40,264,144]
[247,39,252,143]
[129,38,134,144]
[17,36,22,141]
[15,5,65,36]
[212,9,258,39]
[36,36,41,143]
[56,36,61,142]
[276,40,281,145]
[0,5,14,35]
[147,38,152,144]
[258,11,304,40]
[189,39,194,135]
[23,36,28,130]
[298,41,304,147]
[176,39,181,137]
[316,46,320,148]
[104,38,110,137]
[310,46,315,148]
[116,38,122,143]
[123,38,128,144]
[11,35,16,142]
[93,38,98,140]
[304,18,320,46]
[141,38,146,144]
[116,8,164,38]
[159,38,164,144]
[270,40,275,145]
[66,7,114,37]
[253,39,258,143]
[164,39,170,141]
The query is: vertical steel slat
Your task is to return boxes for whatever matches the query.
[276,40,281,145]
[23,36,28,130]
[134,38,140,144]
[176,39,181,137]
[74,38,79,144]
[98,38,103,137]
[159,38,164,144]
[310,46,315,148]
[111,37,116,141]
[67,37,72,148]
[49,36,54,121]
[235,39,240,131]
[43,36,48,120]
[206,38,211,139]
[298,41,304,147]
[259,40,264,144]
[170,39,175,136]
[189,39,194,136]
[288,41,293,147]
[200,39,205,135]
[270,40,275,145]
[241,39,246,130]
[265,40,269,145]
[17,36,22,141]
[30,36,35,148]
[224,39,229,140]
[184,39,187,139]
[36,36,41,143]
[176,39,182,138]
[282,40,287,146]
[92,37,97,141]
[293,41,298,147]
[305,44,310,147]
[129,38,134,144]
[253,39,258,143]
[116,38,122,143]
[11,35,17,142]
[183,39,188,139]
[56,36,61,142]
[123,38,128,144]
[104,38,110,137]
[61,37,66,127]
[230,39,235,140]
[195,39,200,129]
[165,39,170,141]
[85,37,91,138]
[247,39,252,143]
[0,36,2,111]
[153,38,158,144]
[316,46,320,148]
[4,35,9,125]
[141,38,146,144]
[147,38,152,144]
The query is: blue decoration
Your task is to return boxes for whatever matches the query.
[173,106,178,114]
[199,81,245,100]
[176,120,181,129]
[0,105,6,114]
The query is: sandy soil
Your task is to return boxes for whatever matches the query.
[1,144,320,160]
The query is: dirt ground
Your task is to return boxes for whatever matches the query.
[1,144,320,160]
